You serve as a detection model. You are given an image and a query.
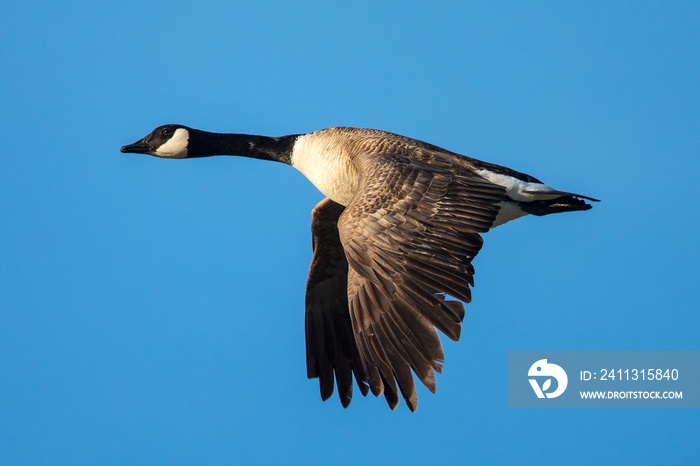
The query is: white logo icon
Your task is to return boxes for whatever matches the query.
[528,359,568,398]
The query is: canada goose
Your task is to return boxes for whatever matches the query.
[121,125,598,411]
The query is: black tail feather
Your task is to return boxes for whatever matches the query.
[519,195,596,216]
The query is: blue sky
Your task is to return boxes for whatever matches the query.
[1,1,699,464]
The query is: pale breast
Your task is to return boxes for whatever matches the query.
[290,131,360,206]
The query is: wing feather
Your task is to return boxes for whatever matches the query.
[305,198,369,408]
[338,150,506,410]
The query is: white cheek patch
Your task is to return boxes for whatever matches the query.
[154,128,189,159]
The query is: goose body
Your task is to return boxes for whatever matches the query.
[121,124,598,411]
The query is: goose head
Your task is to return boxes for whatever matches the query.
[121,124,191,159]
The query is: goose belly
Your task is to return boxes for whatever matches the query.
[491,201,528,227]
[291,134,359,206]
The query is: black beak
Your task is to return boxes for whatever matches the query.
[120,138,152,154]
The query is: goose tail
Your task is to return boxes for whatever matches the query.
[519,191,599,216]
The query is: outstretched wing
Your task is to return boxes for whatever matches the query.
[305,198,369,407]
[338,150,506,411]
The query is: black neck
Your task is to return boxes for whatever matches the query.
[187,129,298,165]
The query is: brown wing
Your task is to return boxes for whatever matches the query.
[338,151,506,411]
[304,198,369,407]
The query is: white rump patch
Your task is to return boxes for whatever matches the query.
[477,169,558,202]
[154,128,189,159]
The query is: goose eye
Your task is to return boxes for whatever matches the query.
[162,127,172,137]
